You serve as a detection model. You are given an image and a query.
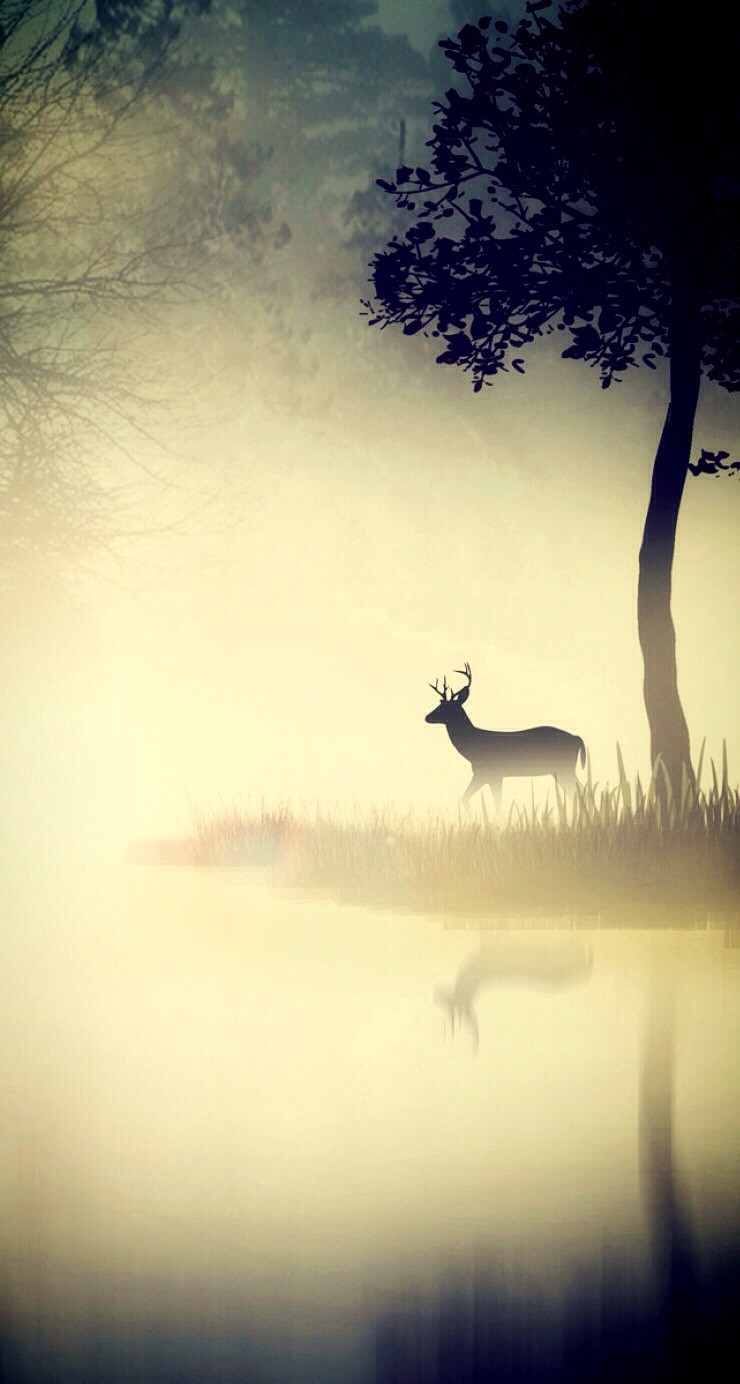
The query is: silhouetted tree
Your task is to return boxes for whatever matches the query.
[364,0,739,793]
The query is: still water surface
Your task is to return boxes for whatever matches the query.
[1,864,738,1381]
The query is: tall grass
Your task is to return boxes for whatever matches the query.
[177,744,738,922]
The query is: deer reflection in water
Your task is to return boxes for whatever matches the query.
[436,932,594,1051]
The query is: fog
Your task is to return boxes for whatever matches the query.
[3,333,737,855]
[1,11,738,1381]
[1,0,737,857]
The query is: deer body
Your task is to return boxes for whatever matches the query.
[426,663,585,810]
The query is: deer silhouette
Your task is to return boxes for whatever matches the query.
[426,662,585,811]
[437,934,594,1051]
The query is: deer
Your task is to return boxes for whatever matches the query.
[425,662,586,812]
[436,934,594,1051]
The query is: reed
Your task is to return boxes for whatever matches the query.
[180,744,739,922]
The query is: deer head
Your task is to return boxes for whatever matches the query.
[425,662,472,723]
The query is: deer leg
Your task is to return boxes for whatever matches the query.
[488,779,503,815]
[461,773,484,811]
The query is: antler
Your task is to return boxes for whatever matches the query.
[429,665,471,701]
[429,675,450,700]
[453,662,472,696]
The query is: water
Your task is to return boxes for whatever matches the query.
[1,863,738,1381]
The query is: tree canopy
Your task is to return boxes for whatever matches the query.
[365,0,738,397]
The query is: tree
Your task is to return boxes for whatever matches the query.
[363,0,739,793]
[1,0,432,604]
[0,0,271,594]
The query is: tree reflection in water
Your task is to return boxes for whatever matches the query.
[378,949,737,1382]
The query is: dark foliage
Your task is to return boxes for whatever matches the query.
[364,0,739,397]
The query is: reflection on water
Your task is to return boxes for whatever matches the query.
[380,946,738,1382]
[436,934,593,1051]
[1,865,738,1381]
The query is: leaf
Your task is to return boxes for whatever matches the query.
[376,178,395,193]
[443,330,474,359]
[598,306,618,332]
[511,358,526,372]
[576,325,600,350]
[689,448,737,476]
[403,320,424,335]
[459,24,484,53]
[406,221,434,245]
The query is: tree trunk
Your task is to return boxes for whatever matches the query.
[639,969,700,1376]
[637,281,701,796]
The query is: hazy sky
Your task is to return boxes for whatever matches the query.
[3,0,738,852]
[376,0,451,48]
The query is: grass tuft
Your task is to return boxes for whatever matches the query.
[170,747,740,924]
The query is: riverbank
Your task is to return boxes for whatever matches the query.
[138,749,739,925]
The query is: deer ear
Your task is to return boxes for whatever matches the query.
[456,686,469,705]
